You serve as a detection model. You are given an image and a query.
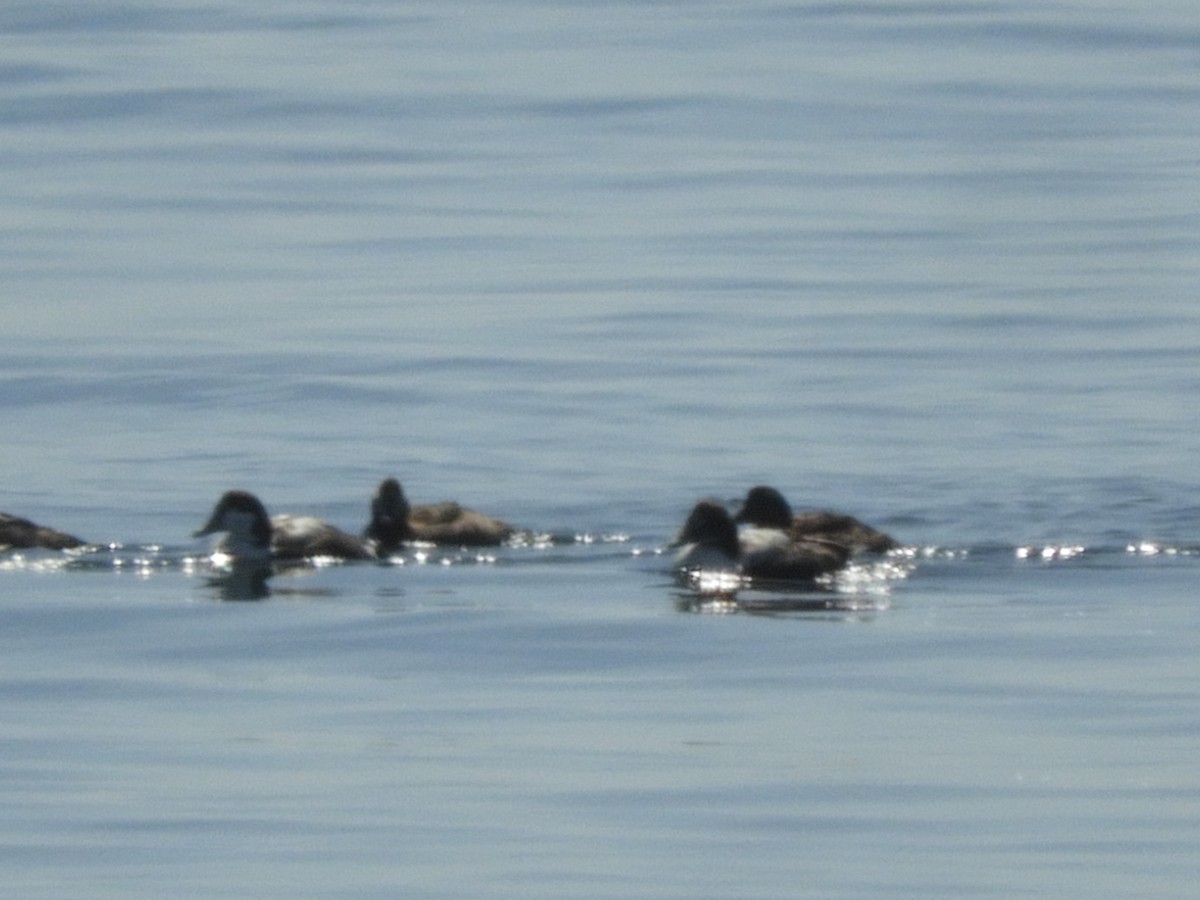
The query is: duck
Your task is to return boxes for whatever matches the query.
[0,511,85,551]
[671,499,743,572]
[193,490,374,562]
[672,498,850,582]
[733,485,897,554]
[364,477,515,552]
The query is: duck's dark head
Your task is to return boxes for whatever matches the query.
[365,477,414,548]
[193,490,273,553]
[672,498,740,559]
[734,485,794,529]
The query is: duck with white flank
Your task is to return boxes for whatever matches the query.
[194,490,374,562]
[734,485,897,554]
[672,498,850,582]
[364,477,515,553]
[0,512,85,552]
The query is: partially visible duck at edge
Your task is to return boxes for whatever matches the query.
[364,477,515,553]
[0,511,85,552]
[734,485,898,554]
[194,490,373,562]
[672,498,850,582]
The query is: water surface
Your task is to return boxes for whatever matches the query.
[2,1,1199,897]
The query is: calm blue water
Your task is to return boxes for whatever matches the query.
[3,1,1200,897]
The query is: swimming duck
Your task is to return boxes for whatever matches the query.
[672,498,850,582]
[0,512,85,551]
[364,477,515,552]
[733,485,897,554]
[194,490,373,562]
[671,499,743,572]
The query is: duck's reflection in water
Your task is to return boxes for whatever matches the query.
[206,560,272,601]
[673,566,889,618]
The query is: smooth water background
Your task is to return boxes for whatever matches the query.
[2,2,1199,897]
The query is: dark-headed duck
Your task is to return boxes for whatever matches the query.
[364,478,515,552]
[734,485,897,554]
[672,498,850,582]
[0,512,85,551]
[194,490,373,562]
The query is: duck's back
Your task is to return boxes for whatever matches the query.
[409,503,514,546]
[409,502,466,527]
[271,515,373,560]
[0,513,85,551]
[790,511,897,554]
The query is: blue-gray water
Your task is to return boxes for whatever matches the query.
[3,1,1200,897]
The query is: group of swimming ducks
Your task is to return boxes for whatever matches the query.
[0,479,897,584]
